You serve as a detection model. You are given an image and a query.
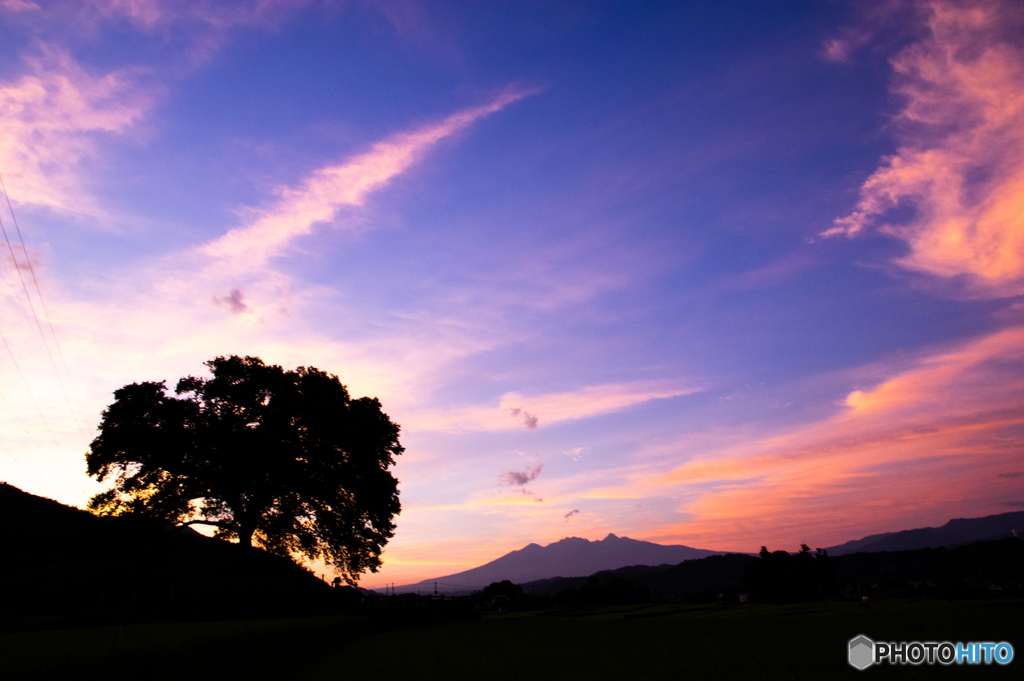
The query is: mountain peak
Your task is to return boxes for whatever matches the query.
[403,532,721,593]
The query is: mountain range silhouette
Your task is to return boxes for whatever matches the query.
[398,534,720,593]
[393,512,1024,594]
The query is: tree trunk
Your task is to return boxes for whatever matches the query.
[238,525,255,549]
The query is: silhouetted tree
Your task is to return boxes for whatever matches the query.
[481,580,524,598]
[86,355,402,584]
[744,544,836,602]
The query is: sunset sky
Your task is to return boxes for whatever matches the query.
[1,0,1022,589]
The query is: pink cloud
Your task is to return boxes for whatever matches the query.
[407,380,699,432]
[41,0,302,30]
[500,382,698,425]
[0,46,148,214]
[2,0,41,11]
[825,0,1024,294]
[201,88,535,269]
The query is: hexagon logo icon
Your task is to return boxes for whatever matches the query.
[849,635,874,670]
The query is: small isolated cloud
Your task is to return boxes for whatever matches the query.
[500,462,543,502]
[212,287,249,314]
[822,29,872,63]
[564,508,580,520]
[567,447,585,461]
[998,472,1024,478]
[1004,501,1024,508]
[501,462,543,487]
[508,406,538,430]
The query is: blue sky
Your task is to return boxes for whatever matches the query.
[1,0,1022,587]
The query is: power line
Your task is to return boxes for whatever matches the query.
[0,233,42,334]
[0,174,91,445]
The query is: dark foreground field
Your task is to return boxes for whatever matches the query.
[3,599,1020,680]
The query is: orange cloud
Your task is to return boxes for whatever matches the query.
[653,325,1024,550]
[825,0,1024,293]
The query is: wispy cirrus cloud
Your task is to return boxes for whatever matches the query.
[84,0,300,29]
[407,380,699,432]
[2,1,41,12]
[825,0,1024,295]
[0,46,149,214]
[2,0,303,32]
[200,87,535,270]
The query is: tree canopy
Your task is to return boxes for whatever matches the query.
[86,355,402,583]
[743,544,836,602]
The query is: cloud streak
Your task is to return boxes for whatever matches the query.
[825,0,1024,294]
[408,380,698,432]
[201,88,534,270]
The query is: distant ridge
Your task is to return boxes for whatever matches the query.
[394,534,721,594]
[825,511,1024,555]
[390,511,1024,594]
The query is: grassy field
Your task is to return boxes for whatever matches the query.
[3,600,1020,680]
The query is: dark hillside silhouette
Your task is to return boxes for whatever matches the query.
[826,511,1024,555]
[523,539,1022,604]
[523,553,754,601]
[831,537,1024,598]
[0,483,338,625]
